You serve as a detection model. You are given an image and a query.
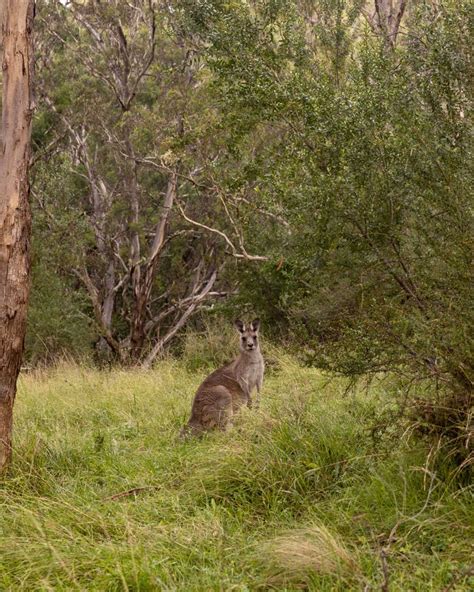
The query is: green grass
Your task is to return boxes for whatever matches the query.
[0,354,472,591]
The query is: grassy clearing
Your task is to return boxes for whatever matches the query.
[0,353,472,591]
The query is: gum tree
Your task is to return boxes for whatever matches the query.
[0,0,35,474]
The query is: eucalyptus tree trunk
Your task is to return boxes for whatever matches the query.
[373,0,408,49]
[0,0,35,474]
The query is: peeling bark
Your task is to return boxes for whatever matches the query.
[0,0,34,474]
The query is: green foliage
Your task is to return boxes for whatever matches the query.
[32,0,278,363]
[25,260,95,365]
[190,1,473,438]
[1,360,472,590]
[180,321,241,371]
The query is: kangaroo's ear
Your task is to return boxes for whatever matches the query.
[234,319,245,333]
[250,318,261,332]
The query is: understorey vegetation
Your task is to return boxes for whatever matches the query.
[0,359,472,590]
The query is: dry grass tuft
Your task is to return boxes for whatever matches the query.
[262,525,360,586]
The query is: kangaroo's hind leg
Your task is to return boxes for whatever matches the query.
[200,386,234,432]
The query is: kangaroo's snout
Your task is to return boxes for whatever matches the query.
[242,336,256,350]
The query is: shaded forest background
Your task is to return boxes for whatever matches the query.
[19,0,473,448]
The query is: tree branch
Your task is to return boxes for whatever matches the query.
[176,202,268,262]
[141,269,218,368]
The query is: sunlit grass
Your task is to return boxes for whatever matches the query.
[0,355,472,590]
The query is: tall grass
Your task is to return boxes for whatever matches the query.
[0,354,472,591]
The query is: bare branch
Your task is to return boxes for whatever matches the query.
[141,269,219,368]
[231,193,290,229]
[176,202,268,262]
[148,171,177,264]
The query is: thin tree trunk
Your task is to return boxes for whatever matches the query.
[374,0,408,49]
[0,0,35,474]
[130,170,177,361]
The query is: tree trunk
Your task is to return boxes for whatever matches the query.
[0,0,34,474]
[130,170,177,362]
[374,0,408,49]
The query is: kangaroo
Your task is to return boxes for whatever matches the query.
[180,318,264,437]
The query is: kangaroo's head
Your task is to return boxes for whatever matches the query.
[235,318,261,353]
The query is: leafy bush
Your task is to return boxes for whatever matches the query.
[25,260,95,365]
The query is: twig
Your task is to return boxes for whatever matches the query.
[102,486,159,501]
[380,547,390,592]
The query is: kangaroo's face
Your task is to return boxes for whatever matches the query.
[235,318,261,352]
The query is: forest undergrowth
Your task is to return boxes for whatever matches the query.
[0,351,472,591]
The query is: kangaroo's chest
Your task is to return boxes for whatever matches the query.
[238,359,263,393]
